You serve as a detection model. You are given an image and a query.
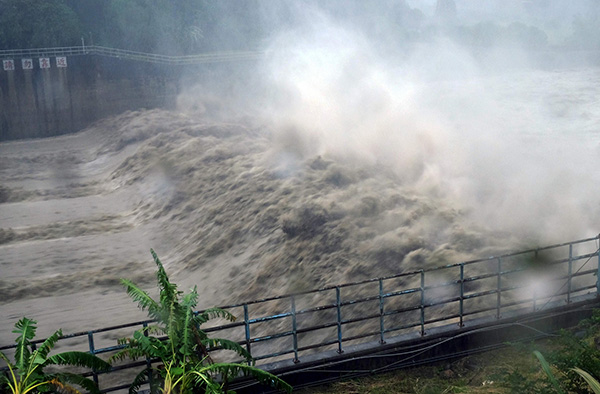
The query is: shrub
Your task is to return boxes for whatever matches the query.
[111,250,292,394]
[0,317,111,394]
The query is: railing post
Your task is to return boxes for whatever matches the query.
[597,241,600,296]
[567,244,573,304]
[243,304,252,365]
[459,264,464,327]
[336,287,343,353]
[87,332,98,387]
[143,322,153,388]
[420,270,426,336]
[379,279,386,344]
[533,283,537,312]
[496,258,502,319]
[291,296,300,363]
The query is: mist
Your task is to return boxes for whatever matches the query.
[218,0,600,244]
[2,0,600,347]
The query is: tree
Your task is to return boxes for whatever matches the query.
[111,249,292,394]
[0,0,81,49]
[0,317,111,394]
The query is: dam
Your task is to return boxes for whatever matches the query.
[2,43,600,392]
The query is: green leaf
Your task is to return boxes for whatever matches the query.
[533,350,566,394]
[13,317,36,372]
[181,287,199,311]
[127,368,151,394]
[203,338,253,363]
[0,350,15,370]
[35,329,62,363]
[0,366,14,393]
[111,335,168,362]
[120,278,160,317]
[572,367,600,394]
[196,308,236,325]
[197,363,292,393]
[179,303,196,357]
[47,351,111,372]
[170,367,184,376]
[151,249,179,309]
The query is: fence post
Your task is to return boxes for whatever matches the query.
[336,287,343,353]
[496,258,502,319]
[87,332,98,387]
[379,279,386,344]
[597,240,600,296]
[567,244,573,304]
[243,304,252,365]
[143,322,153,388]
[291,296,299,363]
[459,264,464,327]
[420,270,426,336]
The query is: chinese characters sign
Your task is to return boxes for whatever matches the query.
[1,57,69,71]
[56,57,67,68]
[39,57,50,69]
[3,59,15,71]
[22,59,33,69]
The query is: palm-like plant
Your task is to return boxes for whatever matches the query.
[111,249,292,394]
[0,317,111,394]
[535,350,600,394]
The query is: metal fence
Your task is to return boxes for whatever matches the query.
[1,235,599,393]
[0,45,264,65]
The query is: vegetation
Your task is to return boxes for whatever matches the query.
[0,0,81,49]
[0,317,111,394]
[571,368,600,394]
[298,311,600,394]
[110,249,292,394]
[0,0,268,53]
[532,311,600,393]
[0,249,292,393]
[534,350,600,394]
[2,0,598,54]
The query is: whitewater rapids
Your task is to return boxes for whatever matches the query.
[1,67,600,346]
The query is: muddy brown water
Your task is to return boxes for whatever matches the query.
[2,68,600,353]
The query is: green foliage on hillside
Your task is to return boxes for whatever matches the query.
[4,0,597,54]
[0,0,81,49]
[0,0,268,53]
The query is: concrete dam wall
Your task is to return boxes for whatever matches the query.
[0,55,178,141]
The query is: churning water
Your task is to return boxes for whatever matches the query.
[1,65,600,346]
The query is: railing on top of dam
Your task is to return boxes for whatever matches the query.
[0,45,264,65]
[2,46,599,68]
[1,235,600,393]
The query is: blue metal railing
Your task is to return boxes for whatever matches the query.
[1,234,599,393]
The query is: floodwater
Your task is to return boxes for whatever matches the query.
[1,67,600,346]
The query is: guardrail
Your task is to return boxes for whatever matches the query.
[0,45,264,64]
[1,234,599,393]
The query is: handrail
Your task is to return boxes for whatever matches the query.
[1,234,599,393]
[0,45,264,65]
[2,46,599,66]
